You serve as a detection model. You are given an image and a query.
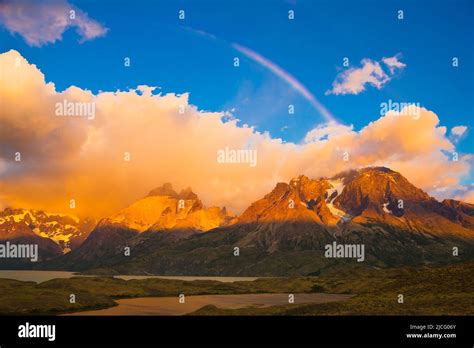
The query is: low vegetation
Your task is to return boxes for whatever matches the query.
[0,260,472,315]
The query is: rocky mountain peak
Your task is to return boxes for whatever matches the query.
[148,182,178,198]
[55,167,474,274]
[178,187,199,200]
[334,166,430,217]
[0,208,94,254]
[239,176,339,225]
[237,166,474,237]
[103,183,233,233]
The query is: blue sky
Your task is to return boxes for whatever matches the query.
[0,0,472,150]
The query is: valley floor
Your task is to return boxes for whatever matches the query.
[67,293,354,315]
[0,260,472,315]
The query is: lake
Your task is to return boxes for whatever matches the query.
[67,293,354,315]
[0,270,258,283]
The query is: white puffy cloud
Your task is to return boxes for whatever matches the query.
[326,54,406,95]
[0,50,471,218]
[382,55,406,74]
[0,0,108,47]
[304,122,354,143]
[451,125,468,141]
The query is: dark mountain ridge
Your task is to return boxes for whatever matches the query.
[36,167,474,276]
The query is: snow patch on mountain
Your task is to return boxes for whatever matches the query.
[0,208,94,253]
[382,203,392,214]
[326,179,345,203]
[325,179,351,222]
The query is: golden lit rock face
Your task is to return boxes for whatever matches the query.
[61,167,474,240]
[50,167,474,273]
[336,167,429,215]
[101,183,235,233]
[235,167,474,238]
[238,175,339,225]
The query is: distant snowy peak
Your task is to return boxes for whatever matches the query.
[0,208,95,253]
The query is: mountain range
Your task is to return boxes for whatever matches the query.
[2,167,474,275]
[0,209,94,267]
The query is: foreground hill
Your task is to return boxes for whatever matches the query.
[41,167,474,275]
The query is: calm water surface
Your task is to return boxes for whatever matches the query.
[0,270,258,283]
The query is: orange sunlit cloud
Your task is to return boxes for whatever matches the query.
[0,50,472,218]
